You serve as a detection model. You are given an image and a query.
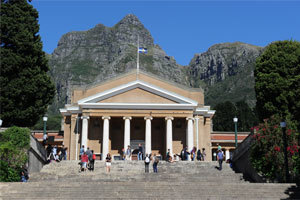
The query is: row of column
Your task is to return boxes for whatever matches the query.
[80,116,195,160]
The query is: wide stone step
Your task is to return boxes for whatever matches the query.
[1,161,298,200]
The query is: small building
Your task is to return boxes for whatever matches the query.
[211,131,250,161]
[60,70,216,160]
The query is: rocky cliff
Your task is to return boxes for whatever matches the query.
[49,14,263,113]
[188,42,263,107]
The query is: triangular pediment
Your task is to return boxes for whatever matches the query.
[77,80,198,109]
[97,88,178,104]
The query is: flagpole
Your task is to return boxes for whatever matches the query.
[137,35,139,79]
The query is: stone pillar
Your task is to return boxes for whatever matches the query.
[186,117,194,160]
[144,116,153,155]
[81,116,89,152]
[194,116,199,150]
[102,116,110,161]
[165,117,174,156]
[226,149,230,160]
[123,116,132,151]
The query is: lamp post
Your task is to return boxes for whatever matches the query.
[280,121,289,183]
[233,117,238,148]
[75,116,80,160]
[43,116,48,144]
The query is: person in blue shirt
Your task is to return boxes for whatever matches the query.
[79,145,85,159]
[138,143,143,160]
[217,150,224,170]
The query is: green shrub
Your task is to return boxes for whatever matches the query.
[250,114,299,183]
[0,127,30,182]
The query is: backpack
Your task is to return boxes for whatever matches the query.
[92,154,96,160]
[145,157,150,163]
[218,151,224,160]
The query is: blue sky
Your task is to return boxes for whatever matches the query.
[32,1,300,66]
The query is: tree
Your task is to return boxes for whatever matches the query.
[31,114,62,130]
[235,100,258,132]
[213,101,237,131]
[213,100,258,131]
[254,40,300,127]
[0,0,55,127]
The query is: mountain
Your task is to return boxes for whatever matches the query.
[188,42,263,108]
[48,14,263,114]
[48,14,188,113]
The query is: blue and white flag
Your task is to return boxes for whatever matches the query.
[138,47,148,53]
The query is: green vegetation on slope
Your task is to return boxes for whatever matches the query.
[0,127,30,182]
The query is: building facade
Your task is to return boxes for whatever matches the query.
[60,70,215,161]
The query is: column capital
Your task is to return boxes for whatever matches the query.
[194,116,200,120]
[102,116,111,120]
[81,116,90,120]
[165,116,174,121]
[144,116,153,120]
[123,116,132,120]
[186,117,194,121]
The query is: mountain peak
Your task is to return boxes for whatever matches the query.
[113,14,154,47]
[118,14,143,26]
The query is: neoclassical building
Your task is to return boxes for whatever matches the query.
[60,70,215,161]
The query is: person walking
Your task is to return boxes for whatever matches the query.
[79,145,85,159]
[184,147,189,161]
[42,134,47,146]
[138,143,143,160]
[166,149,171,162]
[126,145,131,160]
[144,154,150,173]
[121,148,126,160]
[217,143,222,151]
[64,147,68,160]
[90,150,95,171]
[196,149,202,161]
[87,148,93,171]
[180,148,185,161]
[217,149,224,170]
[191,147,196,161]
[81,152,88,172]
[153,154,159,173]
[106,153,112,173]
[52,145,57,158]
[60,146,65,161]
[202,148,206,161]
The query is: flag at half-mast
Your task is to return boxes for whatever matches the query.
[138,47,148,53]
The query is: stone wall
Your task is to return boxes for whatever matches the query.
[28,134,47,173]
[231,133,263,182]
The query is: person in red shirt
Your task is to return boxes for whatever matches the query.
[81,152,88,172]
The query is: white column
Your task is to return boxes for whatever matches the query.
[165,117,174,156]
[123,116,132,151]
[102,116,110,161]
[195,116,199,151]
[226,149,230,160]
[186,117,194,161]
[81,116,89,152]
[144,116,153,155]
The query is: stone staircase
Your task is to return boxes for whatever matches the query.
[0,161,298,199]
